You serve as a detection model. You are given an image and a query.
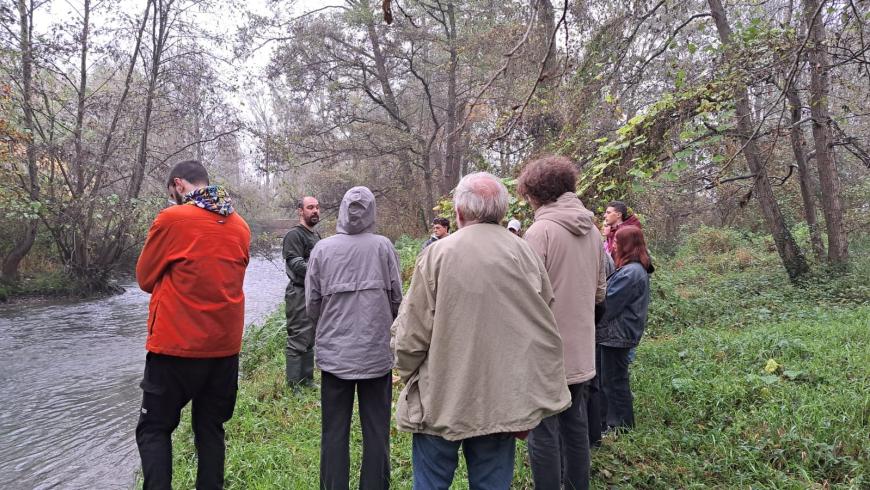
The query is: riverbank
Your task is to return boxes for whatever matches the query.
[161,229,868,488]
[0,270,129,303]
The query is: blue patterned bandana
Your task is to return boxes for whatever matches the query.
[183,185,235,216]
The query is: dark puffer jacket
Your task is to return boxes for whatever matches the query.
[596,261,652,348]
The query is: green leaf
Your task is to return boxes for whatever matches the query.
[661,171,678,182]
[675,69,686,89]
[628,167,649,179]
[675,148,693,159]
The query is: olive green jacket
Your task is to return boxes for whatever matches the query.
[282,224,320,288]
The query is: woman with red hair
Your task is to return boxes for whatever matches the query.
[596,226,654,431]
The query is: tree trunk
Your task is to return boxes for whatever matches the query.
[128,0,170,200]
[785,87,826,261]
[803,0,849,267]
[442,2,461,194]
[70,0,91,274]
[422,160,436,224]
[363,4,434,216]
[89,0,151,269]
[707,0,809,281]
[2,0,40,283]
[528,0,561,151]
[365,18,403,127]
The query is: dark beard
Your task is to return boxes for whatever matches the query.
[304,215,320,227]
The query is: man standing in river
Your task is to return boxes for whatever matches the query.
[282,196,321,387]
[135,160,250,490]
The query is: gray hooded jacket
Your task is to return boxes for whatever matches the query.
[306,186,403,379]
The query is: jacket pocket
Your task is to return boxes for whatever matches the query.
[404,378,425,425]
[148,299,159,337]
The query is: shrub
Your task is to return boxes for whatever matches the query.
[394,235,424,288]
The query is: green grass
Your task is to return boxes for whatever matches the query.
[596,307,868,488]
[159,229,868,489]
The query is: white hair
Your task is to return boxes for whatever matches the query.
[453,172,508,227]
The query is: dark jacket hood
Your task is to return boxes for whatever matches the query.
[336,186,376,235]
[534,192,595,236]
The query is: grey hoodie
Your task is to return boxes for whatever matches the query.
[305,187,403,379]
[524,192,607,384]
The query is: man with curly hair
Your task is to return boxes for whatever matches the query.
[518,155,607,490]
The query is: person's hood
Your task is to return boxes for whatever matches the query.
[183,185,234,216]
[622,214,642,229]
[534,192,595,236]
[336,186,376,235]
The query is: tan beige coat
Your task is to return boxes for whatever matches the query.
[524,192,607,385]
[392,223,571,441]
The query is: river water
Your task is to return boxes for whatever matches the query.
[0,256,288,489]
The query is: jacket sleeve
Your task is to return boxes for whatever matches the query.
[387,244,404,319]
[392,259,434,382]
[136,212,174,294]
[601,267,639,323]
[305,245,322,324]
[283,229,309,281]
[527,249,555,308]
[523,224,549,268]
[595,243,607,304]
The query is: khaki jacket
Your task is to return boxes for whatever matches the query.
[392,223,571,441]
[524,193,607,384]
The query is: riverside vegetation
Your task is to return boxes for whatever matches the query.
[156,229,868,489]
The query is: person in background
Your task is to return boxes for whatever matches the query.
[602,201,642,256]
[518,156,606,490]
[282,196,321,387]
[589,245,615,447]
[306,186,403,490]
[597,226,654,431]
[422,217,450,250]
[507,218,522,236]
[135,160,250,489]
[393,172,570,488]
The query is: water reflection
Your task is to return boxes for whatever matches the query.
[0,256,286,489]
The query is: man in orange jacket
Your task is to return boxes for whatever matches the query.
[135,160,250,490]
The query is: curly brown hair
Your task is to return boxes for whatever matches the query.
[517,155,578,205]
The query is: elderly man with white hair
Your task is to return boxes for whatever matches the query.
[392,172,571,488]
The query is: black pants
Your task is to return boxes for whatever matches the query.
[599,346,634,429]
[527,382,591,490]
[586,366,603,446]
[136,352,239,490]
[320,371,391,490]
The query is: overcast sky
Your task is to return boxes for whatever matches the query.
[29,0,341,176]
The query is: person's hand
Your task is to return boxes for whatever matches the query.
[602,225,612,237]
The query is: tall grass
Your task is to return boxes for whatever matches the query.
[158,229,868,488]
